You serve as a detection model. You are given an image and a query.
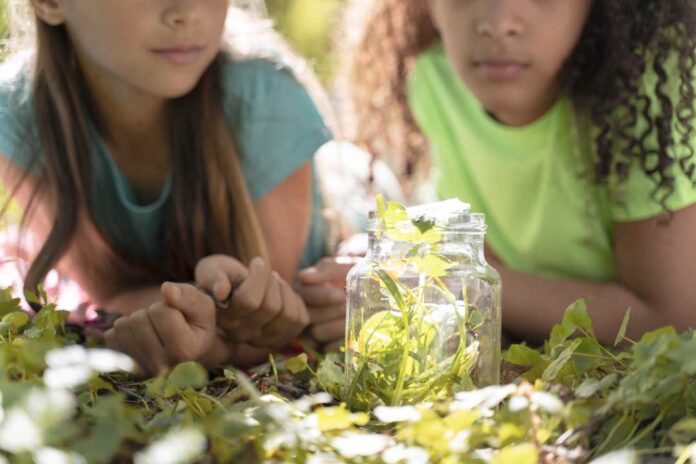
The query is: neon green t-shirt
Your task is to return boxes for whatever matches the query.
[408,45,696,282]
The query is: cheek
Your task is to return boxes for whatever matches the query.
[209,1,229,31]
[536,5,592,73]
[533,26,585,78]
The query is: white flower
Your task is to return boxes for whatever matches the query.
[507,396,530,412]
[307,452,342,464]
[87,349,136,373]
[46,345,88,368]
[134,428,207,464]
[530,392,564,414]
[0,408,40,452]
[44,346,135,389]
[44,365,92,390]
[588,450,639,464]
[294,392,333,412]
[382,444,430,464]
[34,447,86,464]
[374,406,422,423]
[332,432,393,458]
[451,385,516,411]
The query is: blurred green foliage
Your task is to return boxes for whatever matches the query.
[267,0,344,82]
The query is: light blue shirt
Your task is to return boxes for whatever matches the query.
[0,55,332,269]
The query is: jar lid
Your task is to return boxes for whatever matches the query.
[368,199,486,233]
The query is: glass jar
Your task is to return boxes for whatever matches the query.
[344,199,501,410]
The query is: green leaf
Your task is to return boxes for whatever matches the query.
[542,339,582,382]
[412,216,436,234]
[286,353,309,374]
[314,353,344,398]
[669,418,696,445]
[409,254,453,278]
[614,309,631,346]
[666,339,696,375]
[493,443,538,464]
[0,297,21,318]
[375,195,408,227]
[506,344,542,366]
[24,289,41,305]
[1,312,29,330]
[316,405,368,431]
[549,300,594,347]
[164,362,208,396]
[576,374,617,398]
[375,270,408,315]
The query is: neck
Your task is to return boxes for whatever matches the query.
[490,84,561,127]
[76,54,168,149]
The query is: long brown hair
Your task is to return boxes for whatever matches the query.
[6,6,272,294]
[342,0,696,207]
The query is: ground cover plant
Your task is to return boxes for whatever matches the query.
[0,284,692,463]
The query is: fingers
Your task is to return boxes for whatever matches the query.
[294,282,345,307]
[308,318,345,345]
[129,309,168,375]
[106,317,149,376]
[306,303,345,325]
[161,282,216,334]
[296,256,359,286]
[195,254,248,301]
[248,278,309,350]
[230,257,271,318]
[148,303,199,362]
[229,273,282,341]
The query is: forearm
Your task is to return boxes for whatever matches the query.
[498,266,671,344]
[101,285,162,317]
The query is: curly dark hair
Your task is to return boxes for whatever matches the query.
[342,0,696,207]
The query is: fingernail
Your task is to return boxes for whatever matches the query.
[213,281,223,297]
[170,285,182,300]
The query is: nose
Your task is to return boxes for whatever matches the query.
[162,0,200,28]
[476,0,524,38]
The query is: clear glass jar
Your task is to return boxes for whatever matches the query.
[344,199,501,410]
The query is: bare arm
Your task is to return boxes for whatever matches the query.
[1,152,314,317]
[254,161,313,282]
[0,156,159,308]
[496,203,696,344]
[103,161,314,314]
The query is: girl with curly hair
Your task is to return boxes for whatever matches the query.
[339,0,696,343]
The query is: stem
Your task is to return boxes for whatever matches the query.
[595,412,629,455]
[392,275,424,405]
[269,354,279,383]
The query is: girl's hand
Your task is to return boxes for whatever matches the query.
[104,282,217,377]
[295,256,359,353]
[195,255,310,351]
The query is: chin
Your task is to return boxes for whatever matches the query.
[475,92,533,121]
[156,80,203,99]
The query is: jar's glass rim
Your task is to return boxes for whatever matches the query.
[367,212,487,233]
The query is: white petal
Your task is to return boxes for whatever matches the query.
[87,349,135,373]
[374,406,422,423]
[134,428,207,464]
[45,345,87,368]
[44,365,92,389]
[332,432,393,458]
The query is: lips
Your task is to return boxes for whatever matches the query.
[152,45,205,65]
[474,59,529,81]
